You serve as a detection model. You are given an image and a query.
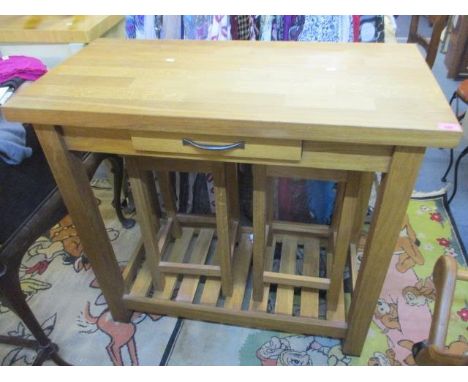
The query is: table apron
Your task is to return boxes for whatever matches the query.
[60,125,394,172]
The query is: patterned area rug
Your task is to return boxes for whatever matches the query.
[0,187,467,366]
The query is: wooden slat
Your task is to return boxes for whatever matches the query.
[129,220,179,298]
[266,166,348,182]
[159,262,221,277]
[122,238,145,292]
[175,228,214,303]
[123,294,348,339]
[275,236,297,315]
[176,214,217,228]
[264,272,330,290]
[199,246,222,306]
[300,238,321,318]
[249,237,275,312]
[327,280,346,322]
[153,227,194,300]
[224,234,253,310]
[130,261,152,296]
[272,220,330,238]
[199,222,238,306]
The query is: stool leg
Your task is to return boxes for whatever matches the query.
[328,182,346,255]
[157,171,182,239]
[126,157,165,291]
[252,165,267,301]
[213,163,233,297]
[226,163,240,222]
[328,172,360,310]
[351,172,374,246]
[266,177,274,246]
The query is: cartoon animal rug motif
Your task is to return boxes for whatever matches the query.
[77,275,162,366]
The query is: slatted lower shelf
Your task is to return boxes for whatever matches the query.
[123,226,348,339]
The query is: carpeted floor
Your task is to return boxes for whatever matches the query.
[0,185,466,366]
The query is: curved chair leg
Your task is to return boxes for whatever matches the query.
[441,148,454,182]
[107,155,136,229]
[448,146,468,204]
[0,263,71,366]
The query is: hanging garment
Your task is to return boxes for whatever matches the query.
[288,16,305,41]
[359,16,385,42]
[161,15,182,39]
[207,15,230,40]
[231,16,250,40]
[259,15,274,41]
[298,15,352,42]
[0,56,47,83]
[183,15,212,40]
[352,16,361,42]
[0,115,32,165]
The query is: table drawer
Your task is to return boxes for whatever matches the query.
[131,133,302,161]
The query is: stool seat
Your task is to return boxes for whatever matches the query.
[456,79,468,104]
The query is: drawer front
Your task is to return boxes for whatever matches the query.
[131,133,302,161]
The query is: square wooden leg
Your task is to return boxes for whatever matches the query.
[157,171,182,239]
[213,163,234,297]
[126,157,165,291]
[35,125,131,322]
[344,146,425,355]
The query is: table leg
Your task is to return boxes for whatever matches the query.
[34,125,131,322]
[343,146,425,355]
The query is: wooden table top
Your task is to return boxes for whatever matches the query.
[3,38,462,148]
[0,16,123,43]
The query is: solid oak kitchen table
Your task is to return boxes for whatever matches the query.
[3,39,462,356]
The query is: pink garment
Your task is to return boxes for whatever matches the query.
[0,55,47,83]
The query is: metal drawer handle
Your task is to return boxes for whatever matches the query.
[182,138,245,151]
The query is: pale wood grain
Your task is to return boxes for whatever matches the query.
[4,40,461,148]
[224,235,252,310]
[300,238,321,318]
[275,237,297,315]
[175,228,214,303]
[0,16,123,43]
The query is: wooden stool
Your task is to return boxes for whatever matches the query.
[126,157,239,297]
[252,165,373,312]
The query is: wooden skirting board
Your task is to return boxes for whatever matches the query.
[123,225,348,339]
